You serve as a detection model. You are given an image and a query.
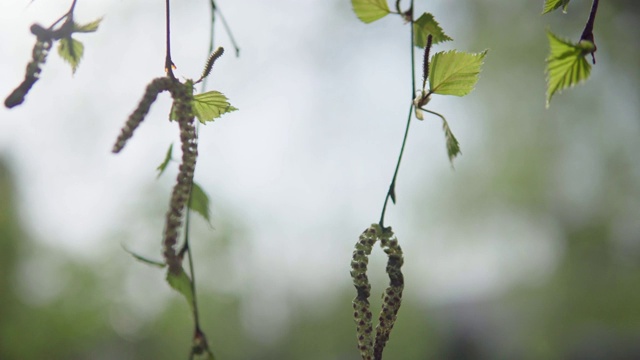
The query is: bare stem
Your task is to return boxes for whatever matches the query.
[49,0,78,29]
[378,0,415,229]
[214,3,240,57]
[164,0,176,79]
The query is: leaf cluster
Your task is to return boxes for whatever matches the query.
[4,15,102,108]
[351,0,486,165]
[45,17,103,74]
[542,0,599,107]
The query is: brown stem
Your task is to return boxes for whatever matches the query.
[164,0,176,78]
[580,0,599,64]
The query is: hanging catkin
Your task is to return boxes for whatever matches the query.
[351,224,404,360]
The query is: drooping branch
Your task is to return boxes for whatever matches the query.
[4,0,81,109]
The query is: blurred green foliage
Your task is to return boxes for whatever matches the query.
[1,1,639,359]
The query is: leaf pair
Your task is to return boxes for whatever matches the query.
[414,12,485,165]
[351,0,454,51]
[351,1,485,98]
[417,46,487,164]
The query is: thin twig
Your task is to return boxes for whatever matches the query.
[378,0,415,229]
[214,3,240,57]
[422,108,446,122]
[200,1,217,90]
[164,0,176,79]
[49,0,78,29]
[182,200,205,344]
[379,105,414,228]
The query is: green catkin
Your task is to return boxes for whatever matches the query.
[111,77,174,153]
[199,47,224,82]
[112,78,197,274]
[351,225,377,360]
[163,81,196,274]
[351,224,404,360]
[374,229,404,359]
[422,34,433,90]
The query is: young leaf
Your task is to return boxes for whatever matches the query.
[351,0,390,24]
[542,0,571,14]
[73,17,103,33]
[413,13,452,48]
[122,245,166,268]
[191,91,238,123]
[57,38,84,74]
[442,118,461,164]
[169,91,237,122]
[166,267,195,312]
[189,182,212,225]
[156,143,174,178]
[429,50,487,96]
[545,31,591,108]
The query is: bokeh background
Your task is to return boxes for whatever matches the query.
[1,0,639,359]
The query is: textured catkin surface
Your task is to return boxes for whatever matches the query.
[4,39,52,108]
[163,81,196,274]
[111,77,174,153]
[111,77,197,274]
[351,224,404,360]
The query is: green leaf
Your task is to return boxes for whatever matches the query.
[189,182,212,225]
[73,17,103,33]
[545,31,591,108]
[429,50,487,96]
[57,38,84,74]
[156,143,174,178]
[169,91,237,123]
[122,245,166,268]
[442,119,461,164]
[166,267,195,312]
[191,91,238,123]
[542,0,571,14]
[351,0,390,24]
[413,13,452,48]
